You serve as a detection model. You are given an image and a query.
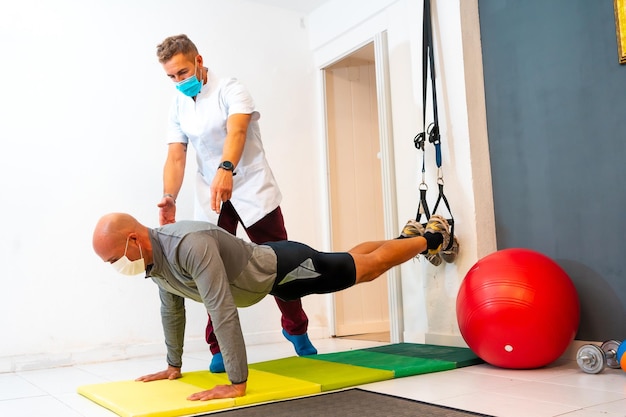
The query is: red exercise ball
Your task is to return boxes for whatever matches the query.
[456,248,579,369]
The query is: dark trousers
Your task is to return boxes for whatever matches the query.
[205,201,310,354]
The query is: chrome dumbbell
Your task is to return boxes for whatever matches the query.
[576,340,621,374]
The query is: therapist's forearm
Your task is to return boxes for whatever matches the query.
[222,113,250,167]
[221,133,245,168]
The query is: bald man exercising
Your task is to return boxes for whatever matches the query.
[92,212,450,401]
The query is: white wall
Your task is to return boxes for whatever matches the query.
[0,0,497,372]
[0,0,327,372]
[308,0,497,345]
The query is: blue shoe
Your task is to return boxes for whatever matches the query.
[282,329,318,356]
[209,352,225,373]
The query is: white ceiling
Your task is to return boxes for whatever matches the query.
[245,0,331,14]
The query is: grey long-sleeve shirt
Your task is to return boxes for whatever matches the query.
[146,220,277,384]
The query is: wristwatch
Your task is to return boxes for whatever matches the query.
[218,160,236,175]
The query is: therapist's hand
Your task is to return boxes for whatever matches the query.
[210,169,234,214]
[157,195,177,226]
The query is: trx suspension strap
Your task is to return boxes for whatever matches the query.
[413,0,437,225]
[413,0,456,254]
[412,0,435,225]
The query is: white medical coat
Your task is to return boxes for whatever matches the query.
[166,68,282,227]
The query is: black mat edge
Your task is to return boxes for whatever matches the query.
[201,388,494,417]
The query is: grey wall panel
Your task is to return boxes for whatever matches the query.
[478,0,626,340]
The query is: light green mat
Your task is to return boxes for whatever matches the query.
[263,342,484,379]
[249,356,394,390]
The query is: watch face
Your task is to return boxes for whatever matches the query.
[220,161,234,170]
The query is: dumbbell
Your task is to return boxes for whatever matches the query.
[576,340,621,374]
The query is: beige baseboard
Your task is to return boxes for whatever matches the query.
[561,339,605,361]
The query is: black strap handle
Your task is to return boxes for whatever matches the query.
[415,184,431,223]
[432,180,455,251]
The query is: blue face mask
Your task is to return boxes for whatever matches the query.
[175,58,202,97]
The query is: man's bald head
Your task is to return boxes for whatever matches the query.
[93,213,145,263]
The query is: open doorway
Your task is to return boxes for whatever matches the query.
[323,41,391,343]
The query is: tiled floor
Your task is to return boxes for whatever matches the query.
[2,338,626,417]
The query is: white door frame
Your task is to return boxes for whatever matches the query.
[320,31,403,343]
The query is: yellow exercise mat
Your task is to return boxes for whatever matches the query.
[78,343,481,417]
[78,369,321,417]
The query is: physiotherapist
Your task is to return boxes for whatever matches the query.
[154,34,317,374]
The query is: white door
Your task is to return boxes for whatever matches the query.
[324,42,390,337]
